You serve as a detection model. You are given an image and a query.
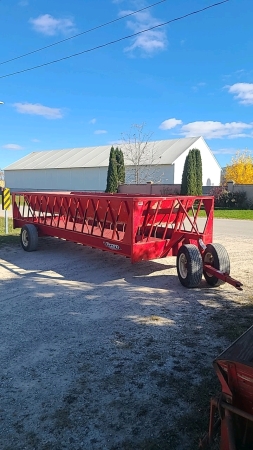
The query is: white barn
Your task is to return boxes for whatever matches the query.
[4,136,221,191]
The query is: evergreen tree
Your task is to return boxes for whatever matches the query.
[181,149,202,195]
[115,148,125,184]
[194,149,203,195]
[186,150,197,195]
[180,154,189,195]
[105,147,118,193]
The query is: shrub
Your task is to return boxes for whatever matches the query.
[210,187,249,209]
[160,186,180,196]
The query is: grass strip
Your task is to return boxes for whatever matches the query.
[198,209,253,220]
[0,217,20,245]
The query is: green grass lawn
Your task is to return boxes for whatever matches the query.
[0,217,20,245]
[200,209,253,220]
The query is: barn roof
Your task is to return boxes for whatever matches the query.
[5,137,202,170]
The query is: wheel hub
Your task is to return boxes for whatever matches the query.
[178,253,188,279]
[204,251,214,277]
[22,230,29,247]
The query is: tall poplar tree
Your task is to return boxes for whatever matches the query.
[187,150,197,195]
[180,154,189,195]
[115,148,125,184]
[180,148,202,195]
[194,149,203,195]
[105,147,118,193]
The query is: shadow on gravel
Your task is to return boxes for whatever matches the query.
[0,238,252,450]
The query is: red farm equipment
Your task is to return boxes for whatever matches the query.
[12,191,242,290]
[200,325,253,449]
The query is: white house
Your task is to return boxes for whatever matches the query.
[4,136,221,191]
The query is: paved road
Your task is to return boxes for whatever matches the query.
[213,218,252,239]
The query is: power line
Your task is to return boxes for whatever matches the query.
[0,0,167,66]
[0,0,229,80]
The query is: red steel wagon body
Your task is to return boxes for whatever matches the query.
[200,326,253,449]
[12,191,242,290]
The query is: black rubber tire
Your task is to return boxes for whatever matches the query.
[20,224,38,252]
[203,243,230,287]
[176,244,203,288]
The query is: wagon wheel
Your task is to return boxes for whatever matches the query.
[20,224,38,252]
[176,244,203,288]
[203,243,230,287]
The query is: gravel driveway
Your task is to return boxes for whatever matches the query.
[0,225,252,450]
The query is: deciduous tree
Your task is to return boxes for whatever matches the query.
[224,150,253,184]
[120,123,161,184]
[0,168,4,188]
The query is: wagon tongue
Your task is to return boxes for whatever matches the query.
[203,264,243,290]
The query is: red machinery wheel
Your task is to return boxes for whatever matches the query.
[203,243,230,287]
[176,244,203,288]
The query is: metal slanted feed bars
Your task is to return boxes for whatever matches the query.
[12,191,243,290]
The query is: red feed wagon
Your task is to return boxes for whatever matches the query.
[200,325,253,449]
[12,191,242,290]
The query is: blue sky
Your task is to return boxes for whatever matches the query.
[0,0,252,170]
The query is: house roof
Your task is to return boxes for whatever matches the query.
[5,137,202,171]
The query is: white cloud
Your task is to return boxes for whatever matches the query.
[29,14,75,36]
[159,117,253,139]
[212,148,240,155]
[226,83,253,105]
[19,0,28,6]
[94,130,107,135]
[89,118,96,124]
[192,82,206,92]
[13,102,64,119]
[2,144,23,150]
[181,121,253,139]
[122,9,167,56]
[31,139,40,142]
[159,118,182,130]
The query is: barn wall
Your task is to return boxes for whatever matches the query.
[5,167,108,191]
[125,165,174,184]
[118,183,181,195]
[5,165,174,191]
